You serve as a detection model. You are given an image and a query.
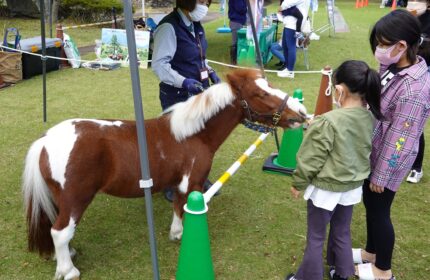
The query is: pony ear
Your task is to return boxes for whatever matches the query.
[226,71,242,93]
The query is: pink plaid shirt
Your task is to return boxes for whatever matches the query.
[370,57,430,191]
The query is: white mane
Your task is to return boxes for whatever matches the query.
[167,82,235,141]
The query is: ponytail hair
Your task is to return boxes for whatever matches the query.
[333,60,383,120]
[418,33,430,65]
[364,68,383,120]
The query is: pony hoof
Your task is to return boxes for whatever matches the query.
[55,266,80,280]
[64,267,80,280]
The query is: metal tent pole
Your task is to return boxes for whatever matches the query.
[245,0,265,78]
[39,0,47,123]
[122,1,160,279]
[245,0,281,150]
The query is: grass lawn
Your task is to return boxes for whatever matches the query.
[0,1,429,279]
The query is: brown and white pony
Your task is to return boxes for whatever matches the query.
[22,69,307,279]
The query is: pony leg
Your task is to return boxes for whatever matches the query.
[169,182,203,240]
[169,186,191,240]
[51,217,80,280]
[169,210,183,241]
[52,247,77,261]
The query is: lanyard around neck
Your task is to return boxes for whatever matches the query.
[195,31,205,68]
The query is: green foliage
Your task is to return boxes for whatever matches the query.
[60,0,124,22]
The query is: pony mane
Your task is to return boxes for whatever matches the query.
[167,82,235,141]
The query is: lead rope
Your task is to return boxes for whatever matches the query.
[241,119,275,133]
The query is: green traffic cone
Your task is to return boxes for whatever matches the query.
[176,191,215,280]
[273,89,304,171]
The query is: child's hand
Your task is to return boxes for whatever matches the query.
[290,187,301,199]
[369,182,384,193]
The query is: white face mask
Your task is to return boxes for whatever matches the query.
[189,4,208,22]
[407,1,428,16]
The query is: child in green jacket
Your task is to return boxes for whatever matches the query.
[286,60,383,280]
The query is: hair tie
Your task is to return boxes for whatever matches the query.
[420,36,424,46]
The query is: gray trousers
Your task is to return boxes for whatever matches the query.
[294,200,355,280]
[229,21,243,47]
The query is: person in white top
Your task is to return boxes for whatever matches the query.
[277,0,311,78]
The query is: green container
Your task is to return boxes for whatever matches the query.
[236,25,276,66]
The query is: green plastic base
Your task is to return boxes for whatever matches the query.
[262,153,295,176]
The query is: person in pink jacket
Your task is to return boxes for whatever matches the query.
[353,10,430,280]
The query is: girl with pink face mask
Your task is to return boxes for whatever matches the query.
[351,10,430,280]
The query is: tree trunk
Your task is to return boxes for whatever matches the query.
[44,0,49,18]
[52,0,59,22]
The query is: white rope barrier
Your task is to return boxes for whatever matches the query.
[0,44,107,65]
[0,45,333,87]
[207,59,333,96]
[207,59,327,74]
[60,19,124,30]
[322,69,333,96]
[58,14,148,31]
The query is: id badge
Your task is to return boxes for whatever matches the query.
[200,68,209,81]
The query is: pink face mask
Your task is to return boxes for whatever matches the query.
[374,43,406,65]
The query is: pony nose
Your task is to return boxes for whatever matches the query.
[287,114,306,124]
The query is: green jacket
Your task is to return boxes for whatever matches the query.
[292,107,374,192]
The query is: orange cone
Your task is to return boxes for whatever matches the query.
[314,66,333,117]
[359,0,364,8]
[364,0,369,6]
[391,0,397,10]
[355,0,360,8]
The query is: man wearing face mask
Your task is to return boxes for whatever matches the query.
[152,0,220,202]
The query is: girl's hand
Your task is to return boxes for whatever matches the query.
[369,182,384,193]
[291,187,301,199]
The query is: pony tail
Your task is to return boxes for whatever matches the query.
[23,138,57,256]
[364,68,383,120]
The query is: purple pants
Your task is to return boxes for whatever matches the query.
[294,200,355,280]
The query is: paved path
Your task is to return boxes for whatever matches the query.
[333,6,349,33]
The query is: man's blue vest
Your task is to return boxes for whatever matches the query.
[158,9,210,104]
